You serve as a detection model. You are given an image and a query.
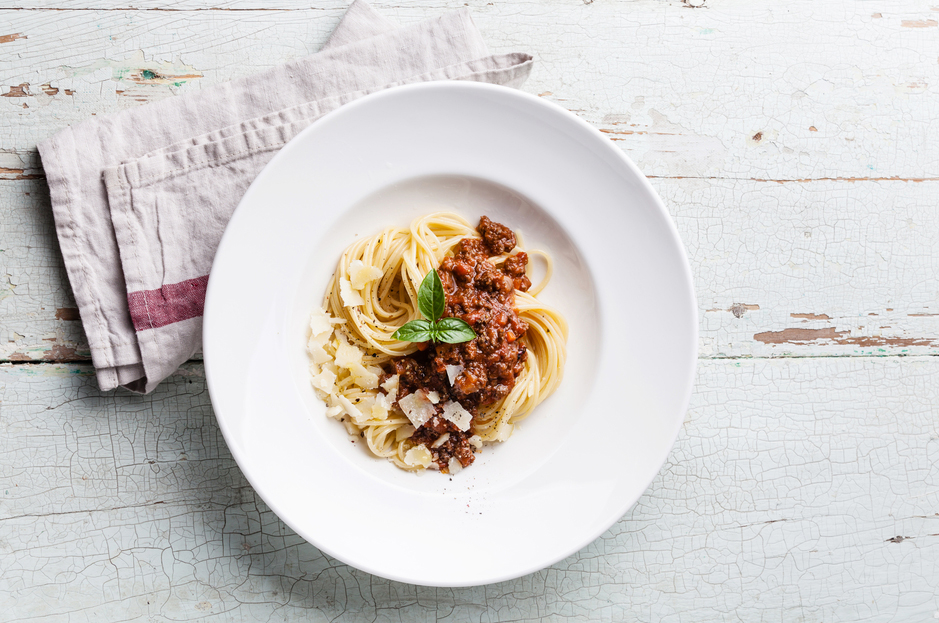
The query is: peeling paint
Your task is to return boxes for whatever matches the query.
[790,313,831,320]
[754,327,846,344]
[754,327,934,348]
[0,33,27,44]
[901,19,937,27]
[42,344,83,362]
[55,308,81,321]
[730,303,760,318]
[60,50,203,89]
[0,167,43,181]
[2,83,30,98]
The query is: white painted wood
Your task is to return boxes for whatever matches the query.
[2,1,939,616]
[1,0,938,181]
[3,0,939,362]
[5,175,939,361]
[2,359,937,620]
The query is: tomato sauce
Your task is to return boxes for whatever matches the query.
[389,216,531,471]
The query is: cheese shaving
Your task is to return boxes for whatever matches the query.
[445,364,464,386]
[335,394,363,422]
[398,391,436,429]
[310,367,337,394]
[309,307,333,337]
[431,433,450,448]
[404,445,432,468]
[396,424,416,442]
[440,400,472,432]
[426,391,441,404]
[376,392,394,411]
[350,362,379,389]
[334,336,363,369]
[339,277,364,306]
[468,435,482,450]
[447,457,463,475]
[349,260,384,290]
[307,341,331,364]
[381,374,399,394]
[371,402,389,420]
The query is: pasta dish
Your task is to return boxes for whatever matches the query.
[307,212,567,473]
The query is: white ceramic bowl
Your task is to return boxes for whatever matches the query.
[204,81,697,587]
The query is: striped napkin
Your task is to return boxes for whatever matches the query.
[38,1,533,393]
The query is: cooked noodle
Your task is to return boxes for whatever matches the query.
[308,212,568,470]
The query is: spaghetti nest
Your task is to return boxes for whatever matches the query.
[309,212,568,471]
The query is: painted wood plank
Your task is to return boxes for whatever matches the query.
[3,0,939,364]
[1,0,938,182]
[4,175,939,362]
[2,358,937,620]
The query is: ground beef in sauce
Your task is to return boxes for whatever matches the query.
[391,216,531,472]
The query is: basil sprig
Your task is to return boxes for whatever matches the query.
[392,269,476,344]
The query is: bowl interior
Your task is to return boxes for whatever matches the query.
[290,174,601,492]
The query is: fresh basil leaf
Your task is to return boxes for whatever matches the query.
[433,317,477,344]
[392,319,434,343]
[417,269,446,322]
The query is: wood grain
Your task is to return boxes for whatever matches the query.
[2,359,937,620]
[2,1,938,615]
[3,1,939,362]
[5,174,939,361]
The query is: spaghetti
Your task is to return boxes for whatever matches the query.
[307,212,567,472]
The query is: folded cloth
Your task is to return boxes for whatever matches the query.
[38,1,533,393]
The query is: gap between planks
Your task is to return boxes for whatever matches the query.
[4,353,939,367]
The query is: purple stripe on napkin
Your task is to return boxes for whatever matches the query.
[127,275,209,332]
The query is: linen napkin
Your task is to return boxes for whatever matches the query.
[38,1,533,393]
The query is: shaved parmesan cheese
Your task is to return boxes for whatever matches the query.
[325,406,343,418]
[349,260,384,290]
[426,391,441,404]
[371,402,389,420]
[334,337,363,369]
[381,374,399,394]
[396,424,416,442]
[310,367,337,394]
[376,391,395,411]
[447,457,463,475]
[440,400,472,432]
[307,341,331,364]
[404,445,432,468]
[335,394,363,422]
[309,307,333,337]
[468,435,482,450]
[339,277,364,306]
[399,391,436,429]
[446,364,464,386]
[350,363,379,389]
[431,433,450,448]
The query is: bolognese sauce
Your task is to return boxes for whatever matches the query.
[389,216,532,472]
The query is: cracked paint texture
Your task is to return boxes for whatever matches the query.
[1,360,938,620]
[2,0,939,619]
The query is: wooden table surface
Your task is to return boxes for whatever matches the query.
[3,1,939,620]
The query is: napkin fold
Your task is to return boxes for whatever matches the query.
[39,1,533,393]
